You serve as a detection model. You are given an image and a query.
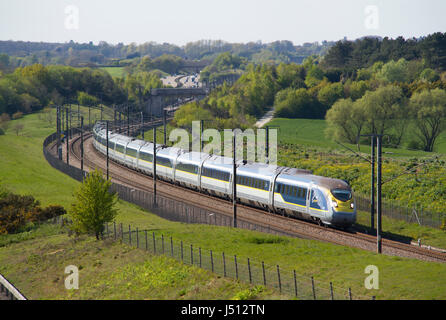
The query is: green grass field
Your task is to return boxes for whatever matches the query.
[99,67,126,78]
[266,118,446,158]
[1,111,446,299]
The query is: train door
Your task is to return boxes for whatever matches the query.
[308,187,328,220]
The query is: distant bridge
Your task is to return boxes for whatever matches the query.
[147,88,208,117]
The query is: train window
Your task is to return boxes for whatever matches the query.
[310,189,327,211]
[127,148,138,158]
[331,189,352,202]
[140,151,153,162]
[116,144,125,154]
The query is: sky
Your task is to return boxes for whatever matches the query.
[0,0,445,46]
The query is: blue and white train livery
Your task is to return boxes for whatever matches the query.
[92,122,356,227]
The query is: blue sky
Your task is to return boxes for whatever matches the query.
[0,0,445,45]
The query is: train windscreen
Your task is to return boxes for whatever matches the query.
[331,189,352,202]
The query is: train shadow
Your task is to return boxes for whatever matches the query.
[352,223,413,244]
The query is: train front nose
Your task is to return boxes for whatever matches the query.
[331,210,356,227]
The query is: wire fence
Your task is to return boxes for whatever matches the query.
[105,220,359,300]
[355,194,446,229]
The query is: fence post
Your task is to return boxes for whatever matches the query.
[153,232,156,253]
[349,288,352,300]
[223,252,226,277]
[210,250,214,273]
[162,234,164,254]
[247,258,252,284]
[311,276,316,300]
[263,262,266,286]
[129,225,131,245]
[190,245,193,265]
[199,248,202,268]
[293,270,298,298]
[120,223,123,241]
[181,241,183,262]
[145,230,148,251]
[170,237,173,257]
[234,255,238,280]
[277,265,282,293]
[113,222,116,240]
[330,282,334,300]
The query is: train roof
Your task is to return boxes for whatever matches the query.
[111,135,134,146]
[139,142,161,154]
[237,162,284,179]
[202,155,234,171]
[126,139,149,150]
[277,171,350,191]
[156,146,184,159]
[177,151,210,164]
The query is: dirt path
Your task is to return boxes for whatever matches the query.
[255,108,275,128]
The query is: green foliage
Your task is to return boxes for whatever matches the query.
[376,58,410,83]
[77,91,98,107]
[317,82,344,107]
[200,52,246,83]
[325,98,365,144]
[321,33,446,71]
[70,169,118,239]
[232,286,265,300]
[0,191,65,234]
[274,88,324,119]
[409,88,446,151]
[420,68,440,82]
[0,64,126,117]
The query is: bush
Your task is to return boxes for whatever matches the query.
[0,192,66,234]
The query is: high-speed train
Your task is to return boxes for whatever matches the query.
[92,122,356,227]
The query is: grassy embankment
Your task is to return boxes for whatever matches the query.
[1,111,446,300]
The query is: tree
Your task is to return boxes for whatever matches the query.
[13,122,24,135]
[358,85,406,138]
[317,82,344,107]
[376,58,409,83]
[325,98,366,145]
[70,169,118,239]
[77,91,98,107]
[409,88,446,152]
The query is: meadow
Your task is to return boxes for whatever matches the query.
[1,111,446,300]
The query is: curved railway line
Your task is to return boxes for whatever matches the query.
[49,129,446,264]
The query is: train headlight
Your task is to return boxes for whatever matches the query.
[332,200,338,208]
[350,203,355,209]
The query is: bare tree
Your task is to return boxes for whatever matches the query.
[13,123,24,136]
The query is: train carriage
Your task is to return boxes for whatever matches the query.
[137,142,158,175]
[110,135,134,164]
[91,122,357,228]
[155,147,184,182]
[124,139,147,170]
[235,163,281,209]
[201,155,233,198]
[174,151,210,190]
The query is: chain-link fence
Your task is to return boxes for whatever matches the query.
[105,221,360,300]
[356,194,445,229]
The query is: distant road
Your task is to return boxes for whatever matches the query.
[161,74,201,89]
[255,108,275,128]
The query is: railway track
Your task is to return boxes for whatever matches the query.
[59,130,446,263]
